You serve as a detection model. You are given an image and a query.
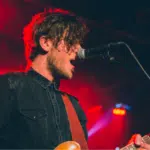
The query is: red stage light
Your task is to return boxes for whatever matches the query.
[113,108,126,116]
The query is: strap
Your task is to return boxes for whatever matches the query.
[61,94,88,150]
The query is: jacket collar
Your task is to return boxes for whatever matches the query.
[27,68,60,89]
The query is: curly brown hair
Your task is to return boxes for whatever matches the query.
[23,8,88,65]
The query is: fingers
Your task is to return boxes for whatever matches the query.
[134,134,143,146]
[129,134,150,150]
[128,134,142,145]
[141,142,150,150]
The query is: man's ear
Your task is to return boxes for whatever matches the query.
[57,40,67,52]
[39,36,52,52]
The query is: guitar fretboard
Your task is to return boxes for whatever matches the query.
[120,134,150,150]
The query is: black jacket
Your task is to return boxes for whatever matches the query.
[0,69,87,149]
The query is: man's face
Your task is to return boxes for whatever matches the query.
[47,43,80,79]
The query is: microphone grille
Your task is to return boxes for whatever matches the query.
[77,47,85,59]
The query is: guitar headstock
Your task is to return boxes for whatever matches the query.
[142,133,150,144]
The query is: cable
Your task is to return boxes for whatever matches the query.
[118,41,150,80]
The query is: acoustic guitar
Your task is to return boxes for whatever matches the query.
[54,134,150,150]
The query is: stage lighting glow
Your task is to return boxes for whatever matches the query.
[115,147,120,150]
[115,103,131,110]
[88,109,112,137]
[113,108,126,116]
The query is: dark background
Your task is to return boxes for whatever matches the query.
[1,0,150,149]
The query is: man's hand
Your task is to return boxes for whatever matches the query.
[128,134,150,150]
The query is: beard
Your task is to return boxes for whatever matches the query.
[47,54,71,80]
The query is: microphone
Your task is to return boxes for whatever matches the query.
[77,42,124,61]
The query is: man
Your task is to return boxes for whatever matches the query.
[0,8,88,149]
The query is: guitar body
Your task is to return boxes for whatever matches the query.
[54,141,81,150]
[54,134,150,150]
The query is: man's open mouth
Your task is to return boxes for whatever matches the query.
[70,60,76,67]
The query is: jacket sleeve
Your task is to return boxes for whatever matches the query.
[68,95,88,140]
[0,75,14,129]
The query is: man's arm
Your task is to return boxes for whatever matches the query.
[0,75,14,128]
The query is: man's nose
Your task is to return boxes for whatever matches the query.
[74,44,81,53]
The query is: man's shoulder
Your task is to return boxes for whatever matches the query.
[0,71,26,81]
[0,71,25,77]
[0,71,27,88]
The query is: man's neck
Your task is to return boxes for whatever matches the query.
[31,57,54,82]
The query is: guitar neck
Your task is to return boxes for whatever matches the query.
[120,134,150,150]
